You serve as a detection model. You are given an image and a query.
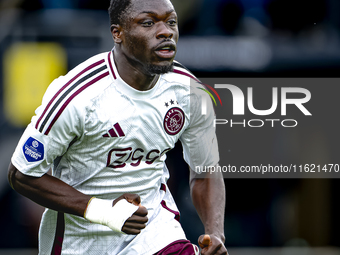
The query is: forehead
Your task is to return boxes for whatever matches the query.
[128,0,175,17]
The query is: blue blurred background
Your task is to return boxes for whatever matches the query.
[1,0,340,254]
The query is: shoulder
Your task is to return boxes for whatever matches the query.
[42,52,112,107]
[160,60,208,99]
[62,52,111,94]
[161,60,200,86]
[34,52,113,135]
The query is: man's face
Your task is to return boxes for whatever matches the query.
[118,0,179,75]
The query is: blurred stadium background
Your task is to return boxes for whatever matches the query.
[1,0,340,254]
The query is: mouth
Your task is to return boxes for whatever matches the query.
[155,43,176,59]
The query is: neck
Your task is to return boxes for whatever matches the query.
[113,49,159,91]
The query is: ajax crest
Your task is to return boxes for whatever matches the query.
[163,107,185,135]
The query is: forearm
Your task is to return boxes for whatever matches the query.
[8,162,91,217]
[190,171,226,242]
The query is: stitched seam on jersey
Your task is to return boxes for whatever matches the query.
[35,59,105,130]
[44,71,109,135]
[38,65,107,134]
[84,83,113,134]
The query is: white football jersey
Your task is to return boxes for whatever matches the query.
[11,50,219,255]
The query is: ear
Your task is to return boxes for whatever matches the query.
[111,24,123,44]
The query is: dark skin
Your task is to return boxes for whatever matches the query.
[111,0,178,91]
[8,0,228,253]
[191,169,228,255]
[8,163,148,235]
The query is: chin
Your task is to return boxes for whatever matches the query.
[146,62,174,75]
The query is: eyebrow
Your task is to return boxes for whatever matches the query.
[138,9,175,16]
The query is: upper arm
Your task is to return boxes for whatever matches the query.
[8,161,17,189]
[180,84,219,173]
[189,164,223,189]
[7,161,41,191]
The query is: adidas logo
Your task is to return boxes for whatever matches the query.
[103,123,125,137]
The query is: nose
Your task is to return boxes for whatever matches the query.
[156,22,173,39]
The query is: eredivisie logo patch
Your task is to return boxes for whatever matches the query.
[163,107,185,135]
[22,137,44,162]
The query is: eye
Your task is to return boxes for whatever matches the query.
[142,20,154,27]
[167,20,177,26]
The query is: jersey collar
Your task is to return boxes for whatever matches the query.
[107,49,160,99]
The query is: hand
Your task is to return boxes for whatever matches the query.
[112,193,148,235]
[198,234,228,255]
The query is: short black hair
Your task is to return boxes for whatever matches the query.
[108,0,132,26]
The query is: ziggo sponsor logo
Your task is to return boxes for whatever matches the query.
[106,147,171,169]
